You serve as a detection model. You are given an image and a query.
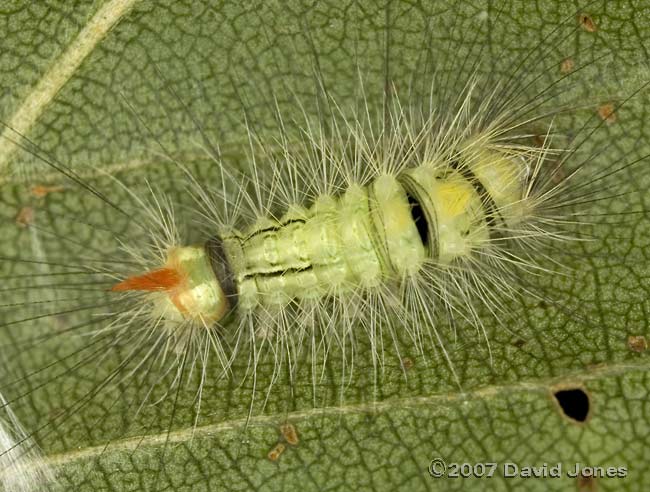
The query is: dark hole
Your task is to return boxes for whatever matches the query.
[554,388,590,422]
[406,192,429,247]
[512,338,526,348]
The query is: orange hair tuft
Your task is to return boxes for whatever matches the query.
[111,268,182,292]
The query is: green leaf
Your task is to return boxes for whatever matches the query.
[1,1,649,491]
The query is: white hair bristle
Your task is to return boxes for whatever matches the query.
[0,394,53,492]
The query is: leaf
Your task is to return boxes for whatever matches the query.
[1,1,649,491]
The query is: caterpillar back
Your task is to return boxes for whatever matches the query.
[108,81,575,386]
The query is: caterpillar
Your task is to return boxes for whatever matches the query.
[1,1,648,491]
[109,86,550,389]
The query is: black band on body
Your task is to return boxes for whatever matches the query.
[205,235,239,311]
[398,174,440,261]
[243,265,313,280]
[242,218,306,240]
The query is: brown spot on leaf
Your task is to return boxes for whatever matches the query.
[400,357,414,370]
[577,473,598,492]
[15,206,34,227]
[280,423,299,446]
[586,362,607,372]
[267,442,286,462]
[577,13,597,32]
[560,57,575,74]
[531,133,546,148]
[627,335,647,353]
[512,339,526,349]
[597,103,617,124]
[31,185,65,198]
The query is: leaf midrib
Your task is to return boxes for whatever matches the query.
[43,360,648,468]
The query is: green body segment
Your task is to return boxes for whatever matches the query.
[216,148,528,311]
[221,176,425,310]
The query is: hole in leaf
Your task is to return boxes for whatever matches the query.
[553,388,590,422]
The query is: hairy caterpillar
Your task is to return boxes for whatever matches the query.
[1,1,649,490]
[109,85,550,388]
